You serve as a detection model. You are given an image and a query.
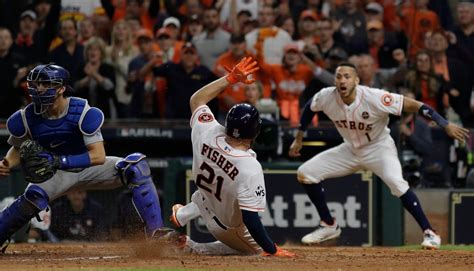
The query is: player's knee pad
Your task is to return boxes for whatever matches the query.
[115,153,164,237]
[0,185,49,245]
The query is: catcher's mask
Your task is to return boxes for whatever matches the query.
[27,64,70,115]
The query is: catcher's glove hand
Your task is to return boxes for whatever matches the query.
[19,140,60,183]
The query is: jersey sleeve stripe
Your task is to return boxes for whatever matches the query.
[397,95,404,116]
[239,205,265,211]
[190,105,209,127]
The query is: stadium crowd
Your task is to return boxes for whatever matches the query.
[0,0,473,190]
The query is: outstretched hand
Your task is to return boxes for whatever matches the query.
[289,139,303,157]
[445,123,470,144]
[225,57,259,84]
[261,245,296,258]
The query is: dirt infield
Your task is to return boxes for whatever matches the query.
[1,242,473,271]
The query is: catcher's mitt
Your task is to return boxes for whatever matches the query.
[19,140,59,183]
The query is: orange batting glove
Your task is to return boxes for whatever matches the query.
[225,56,259,85]
[261,244,296,258]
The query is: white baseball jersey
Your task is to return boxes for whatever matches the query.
[190,105,267,228]
[311,85,404,149]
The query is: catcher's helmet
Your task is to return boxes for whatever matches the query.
[27,64,70,114]
[225,103,262,139]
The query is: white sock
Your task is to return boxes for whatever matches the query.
[176,202,200,226]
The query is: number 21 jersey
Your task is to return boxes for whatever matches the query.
[190,105,267,227]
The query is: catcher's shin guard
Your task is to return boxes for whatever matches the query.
[116,153,164,237]
[0,185,49,251]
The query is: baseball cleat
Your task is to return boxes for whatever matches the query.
[421,229,441,250]
[0,239,10,254]
[170,204,184,228]
[150,227,187,250]
[301,221,341,244]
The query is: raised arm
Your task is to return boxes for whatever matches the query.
[403,96,470,143]
[189,57,259,113]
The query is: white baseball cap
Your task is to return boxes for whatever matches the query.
[163,17,181,28]
[365,2,384,14]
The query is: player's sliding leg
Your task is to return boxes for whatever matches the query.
[296,144,358,244]
[185,239,243,255]
[365,141,441,249]
[0,185,48,252]
[115,153,164,238]
[170,201,200,227]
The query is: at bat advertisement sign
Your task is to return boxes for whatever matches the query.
[186,170,373,246]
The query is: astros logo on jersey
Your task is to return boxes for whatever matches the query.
[198,113,214,123]
[381,93,394,106]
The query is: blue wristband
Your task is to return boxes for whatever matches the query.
[59,152,91,169]
[419,104,449,128]
[299,99,316,132]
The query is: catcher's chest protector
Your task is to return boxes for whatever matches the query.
[19,98,89,155]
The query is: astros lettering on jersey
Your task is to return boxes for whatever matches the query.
[311,85,403,148]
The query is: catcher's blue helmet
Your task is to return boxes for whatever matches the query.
[27,64,70,114]
[225,103,262,139]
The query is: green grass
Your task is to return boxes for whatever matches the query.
[59,269,261,271]
[399,244,474,251]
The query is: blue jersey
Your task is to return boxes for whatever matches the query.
[6,97,104,155]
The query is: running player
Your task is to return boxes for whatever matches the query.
[289,62,469,250]
[170,57,294,257]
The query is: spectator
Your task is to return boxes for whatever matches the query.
[75,37,116,118]
[297,10,319,48]
[154,27,182,64]
[105,20,138,118]
[399,50,448,114]
[150,42,217,119]
[425,30,472,125]
[60,0,105,22]
[364,2,384,23]
[234,9,253,35]
[78,17,97,44]
[333,0,368,55]
[128,29,156,118]
[101,0,157,31]
[0,27,27,119]
[390,91,438,188]
[193,7,231,70]
[244,80,279,123]
[245,5,292,65]
[259,44,316,126]
[163,16,182,44]
[182,14,203,42]
[311,17,346,68]
[220,0,259,30]
[277,15,296,40]
[49,18,85,84]
[50,190,108,241]
[366,19,407,69]
[350,53,404,89]
[452,1,474,56]
[398,0,440,59]
[12,10,39,66]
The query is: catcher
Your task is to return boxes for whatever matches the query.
[0,64,167,252]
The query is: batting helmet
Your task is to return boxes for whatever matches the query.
[225,103,262,139]
[27,64,70,114]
